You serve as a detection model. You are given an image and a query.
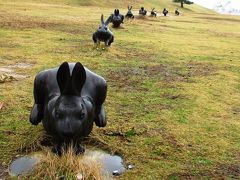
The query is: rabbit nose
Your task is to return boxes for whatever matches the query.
[62,131,74,137]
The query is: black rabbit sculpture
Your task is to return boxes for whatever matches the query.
[125,5,134,19]
[175,9,180,16]
[92,14,114,46]
[163,8,168,16]
[30,62,107,155]
[109,9,124,28]
[139,7,147,16]
[150,8,157,17]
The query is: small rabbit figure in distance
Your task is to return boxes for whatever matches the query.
[109,9,124,28]
[175,9,180,16]
[92,14,114,47]
[163,8,168,16]
[139,7,147,16]
[151,8,157,17]
[125,5,134,19]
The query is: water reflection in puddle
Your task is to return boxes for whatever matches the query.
[83,149,125,176]
[9,156,40,176]
[9,148,126,177]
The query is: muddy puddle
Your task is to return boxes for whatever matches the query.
[9,148,127,177]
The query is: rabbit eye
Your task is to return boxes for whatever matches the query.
[55,111,61,118]
[80,112,85,119]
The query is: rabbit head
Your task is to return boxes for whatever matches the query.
[52,62,93,139]
[98,14,111,33]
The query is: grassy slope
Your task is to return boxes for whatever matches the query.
[0,0,240,179]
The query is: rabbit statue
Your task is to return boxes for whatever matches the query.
[125,5,134,19]
[139,7,147,16]
[30,62,107,155]
[150,8,157,17]
[109,9,124,28]
[163,8,168,16]
[92,14,114,46]
[175,9,180,16]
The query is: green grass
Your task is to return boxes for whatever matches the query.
[0,0,240,179]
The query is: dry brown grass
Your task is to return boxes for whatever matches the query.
[28,145,111,180]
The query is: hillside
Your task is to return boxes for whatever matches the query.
[0,0,240,179]
[8,0,179,8]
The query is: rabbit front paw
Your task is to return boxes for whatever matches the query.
[30,104,43,125]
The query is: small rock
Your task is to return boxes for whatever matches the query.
[76,173,83,180]
[112,170,121,176]
[127,164,134,170]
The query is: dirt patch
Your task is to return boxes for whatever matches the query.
[167,164,240,179]
[157,128,183,150]
[167,172,196,180]
[135,15,148,20]
[161,93,186,100]
[143,64,188,82]
[160,24,183,30]
[0,67,13,73]
[143,62,217,82]
[200,29,240,38]
[148,128,183,150]
[187,62,217,76]
[0,41,20,48]
[232,106,240,114]
[106,67,147,92]
[0,165,8,179]
[172,20,197,24]
[0,63,33,82]
[110,44,156,61]
[0,74,17,83]
[216,164,240,178]
[4,63,33,69]
[53,23,95,35]
[102,130,132,143]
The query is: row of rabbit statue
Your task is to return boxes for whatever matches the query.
[93,6,180,47]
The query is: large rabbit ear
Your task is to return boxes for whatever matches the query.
[71,62,86,95]
[114,9,117,14]
[128,5,130,10]
[130,6,132,10]
[101,14,104,25]
[57,62,71,94]
[117,9,119,14]
[105,15,112,25]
